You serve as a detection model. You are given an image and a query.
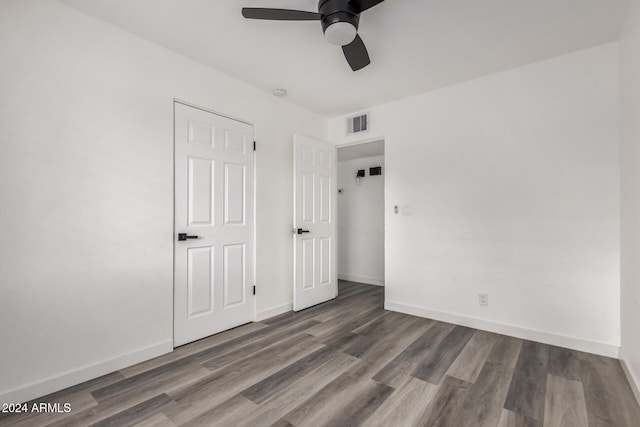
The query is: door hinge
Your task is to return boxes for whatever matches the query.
[253,285,256,295]
[253,141,256,151]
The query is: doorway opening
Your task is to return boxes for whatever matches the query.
[336,139,385,289]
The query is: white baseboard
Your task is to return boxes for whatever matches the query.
[256,302,293,322]
[0,340,173,405]
[338,274,384,287]
[385,300,619,358]
[620,348,640,406]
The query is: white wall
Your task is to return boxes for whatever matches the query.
[337,156,385,286]
[620,0,640,402]
[0,0,326,403]
[329,44,621,356]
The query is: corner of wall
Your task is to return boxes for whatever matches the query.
[620,347,640,405]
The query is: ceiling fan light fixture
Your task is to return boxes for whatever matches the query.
[241,0,385,71]
[324,21,357,46]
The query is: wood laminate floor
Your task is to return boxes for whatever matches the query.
[2,281,639,427]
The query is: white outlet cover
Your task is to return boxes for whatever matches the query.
[479,293,489,306]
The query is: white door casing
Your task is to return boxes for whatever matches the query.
[293,134,337,311]
[174,102,254,347]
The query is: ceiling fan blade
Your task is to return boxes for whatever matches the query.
[342,34,370,71]
[241,8,321,21]
[350,0,384,13]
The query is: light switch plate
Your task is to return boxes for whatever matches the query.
[399,205,412,215]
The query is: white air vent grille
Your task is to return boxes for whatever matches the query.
[346,113,369,135]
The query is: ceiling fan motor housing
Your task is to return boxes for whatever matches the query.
[319,0,360,33]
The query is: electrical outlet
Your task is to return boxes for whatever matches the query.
[478,293,489,306]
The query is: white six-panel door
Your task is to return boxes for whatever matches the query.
[174,102,254,347]
[293,135,337,311]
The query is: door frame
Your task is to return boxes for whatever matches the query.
[335,136,387,295]
[172,99,257,345]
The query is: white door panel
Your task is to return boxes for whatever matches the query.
[174,103,254,347]
[223,243,246,308]
[187,245,214,317]
[224,163,246,225]
[188,157,214,226]
[293,135,337,311]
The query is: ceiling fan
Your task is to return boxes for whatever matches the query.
[241,0,384,71]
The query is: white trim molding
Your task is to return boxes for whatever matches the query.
[0,340,173,405]
[338,274,384,287]
[385,300,619,358]
[256,302,293,322]
[620,348,640,406]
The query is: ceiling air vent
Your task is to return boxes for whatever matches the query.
[346,113,369,135]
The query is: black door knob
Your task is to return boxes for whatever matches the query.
[178,233,199,241]
[297,229,310,235]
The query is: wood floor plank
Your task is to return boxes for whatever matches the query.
[335,288,383,305]
[417,376,473,427]
[335,281,379,299]
[94,365,211,406]
[412,325,475,384]
[309,306,354,323]
[450,361,514,427]
[200,319,320,372]
[90,394,174,427]
[487,335,524,373]
[278,330,421,427]
[240,334,361,404]
[319,381,394,427]
[237,353,359,426]
[269,420,295,427]
[448,335,524,427]
[352,311,425,344]
[283,359,391,427]
[164,334,323,425]
[579,352,640,427]
[313,308,385,342]
[178,394,257,427]
[497,409,541,427]
[365,377,439,427]
[543,374,588,427]
[350,310,399,335]
[547,346,582,382]
[345,316,434,363]
[504,341,550,421]
[131,413,176,427]
[372,321,454,388]
[320,316,388,347]
[309,290,380,324]
[447,330,499,383]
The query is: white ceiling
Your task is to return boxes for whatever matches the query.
[59,0,629,117]
[338,140,384,161]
